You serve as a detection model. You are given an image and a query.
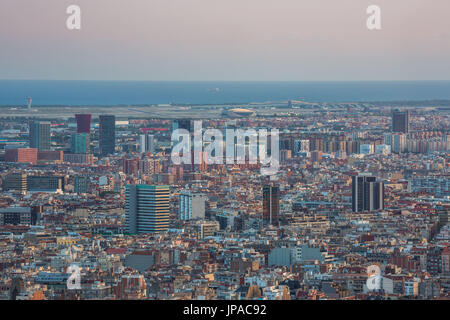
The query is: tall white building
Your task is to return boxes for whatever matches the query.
[139,133,155,153]
[392,133,407,153]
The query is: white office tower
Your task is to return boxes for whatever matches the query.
[179,191,207,220]
[139,133,155,153]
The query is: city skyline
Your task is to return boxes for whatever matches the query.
[0,101,449,302]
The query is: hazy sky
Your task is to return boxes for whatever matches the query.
[1,0,449,81]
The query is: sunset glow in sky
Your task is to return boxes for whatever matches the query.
[1,0,449,81]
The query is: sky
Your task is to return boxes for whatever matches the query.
[0,0,449,81]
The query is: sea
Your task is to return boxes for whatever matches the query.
[1,80,450,106]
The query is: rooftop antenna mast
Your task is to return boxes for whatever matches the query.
[26,97,32,110]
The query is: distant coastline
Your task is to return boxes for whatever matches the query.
[1,100,450,109]
[1,80,450,106]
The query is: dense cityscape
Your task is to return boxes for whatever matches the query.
[0,101,448,300]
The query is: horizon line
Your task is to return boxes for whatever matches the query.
[1,79,450,83]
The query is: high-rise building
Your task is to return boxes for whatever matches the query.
[29,121,51,150]
[139,133,155,153]
[263,184,280,225]
[71,133,91,154]
[179,191,207,220]
[392,110,409,133]
[352,175,384,212]
[392,133,407,153]
[75,114,92,134]
[99,115,116,156]
[125,185,170,234]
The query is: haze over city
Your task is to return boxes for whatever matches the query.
[1,0,450,81]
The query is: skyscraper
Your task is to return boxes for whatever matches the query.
[125,185,170,234]
[75,114,92,134]
[392,110,409,134]
[71,133,91,154]
[139,133,155,153]
[352,175,384,212]
[263,184,280,225]
[392,133,407,153]
[173,119,191,132]
[29,121,51,150]
[99,115,116,157]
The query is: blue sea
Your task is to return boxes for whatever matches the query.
[1,80,450,106]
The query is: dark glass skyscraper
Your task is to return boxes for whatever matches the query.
[263,184,280,225]
[173,119,191,132]
[99,115,116,157]
[352,175,384,212]
[75,114,92,134]
[29,121,51,150]
[392,110,409,133]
